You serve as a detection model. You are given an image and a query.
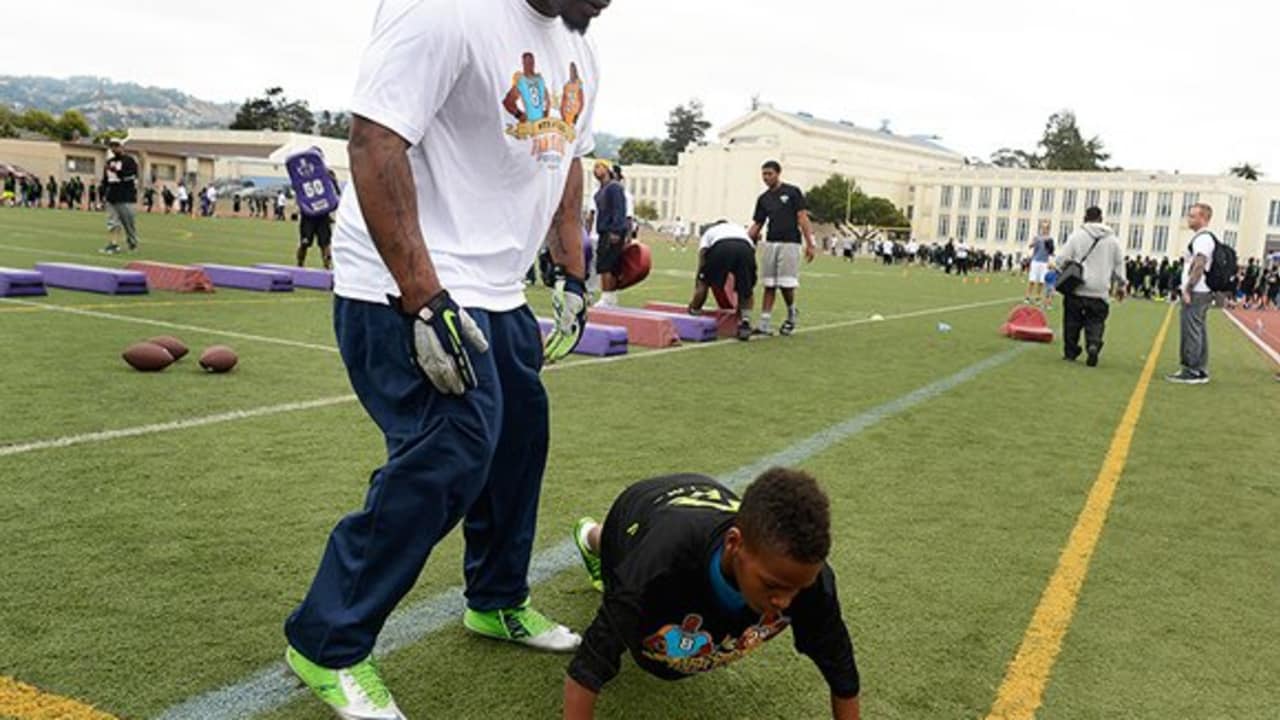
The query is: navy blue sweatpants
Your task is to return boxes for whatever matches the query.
[285,297,549,668]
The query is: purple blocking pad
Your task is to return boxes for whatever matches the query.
[286,148,341,217]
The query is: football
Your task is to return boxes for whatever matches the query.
[198,345,239,373]
[122,342,176,372]
[147,335,189,361]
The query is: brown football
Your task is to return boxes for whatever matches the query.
[122,342,175,372]
[147,335,189,361]
[198,345,238,373]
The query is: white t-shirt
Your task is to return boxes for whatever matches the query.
[176,186,188,201]
[207,187,218,202]
[333,0,599,310]
[699,222,751,251]
[1182,230,1216,293]
[624,189,635,221]
[956,244,969,259]
[276,192,287,208]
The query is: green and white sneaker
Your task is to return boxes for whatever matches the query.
[285,646,405,720]
[574,517,604,592]
[463,599,581,652]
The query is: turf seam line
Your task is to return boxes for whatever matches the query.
[983,305,1175,720]
[154,345,1028,720]
[1223,309,1280,365]
[0,674,119,720]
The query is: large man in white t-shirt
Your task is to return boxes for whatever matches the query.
[282,2,610,717]
[1167,202,1217,384]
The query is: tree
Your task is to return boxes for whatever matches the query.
[317,111,351,139]
[1229,163,1263,181]
[805,174,909,227]
[662,99,711,163]
[617,138,667,166]
[635,200,659,222]
[1035,110,1110,171]
[92,128,128,145]
[230,87,315,133]
[993,110,1112,172]
[18,109,59,138]
[990,147,1039,169]
[54,110,91,141]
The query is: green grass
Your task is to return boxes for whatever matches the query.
[0,207,1276,719]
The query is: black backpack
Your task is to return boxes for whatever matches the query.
[1196,232,1238,292]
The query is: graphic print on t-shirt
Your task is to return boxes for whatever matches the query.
[502,52,585,169]
[641,611,791,675]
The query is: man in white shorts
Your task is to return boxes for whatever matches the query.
[1026,221,1055,305]
[747,161,815,336]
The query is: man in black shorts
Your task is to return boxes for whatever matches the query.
[688,220,758,341]
[297,171,339,269]
[592,159,628,307]
[748,161,816,336]
[565,468,861,719]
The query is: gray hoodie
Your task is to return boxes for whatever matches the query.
[1057,223,1126,300]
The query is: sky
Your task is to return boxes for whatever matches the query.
[5,0,1277,175]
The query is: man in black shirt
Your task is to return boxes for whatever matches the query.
[748,161,816,336]
[565,468,860,719]
[100,139,140,254]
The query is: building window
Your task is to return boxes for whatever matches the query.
[1016,218,1030,243]
[1062,189,1078,215]
[1182,192,1200,217]
[1153,225,1170,253]
[1085,189,1101,209]
[1227,196,1243,224]
[999,187,1012,211]
[907,205,915,221]
[940,186,953,208]
[957,215,969,240]
[1040,188,1056,213]
[150,163,177,181]
[1108,190,1124,218]
[959,186,972,209]
[1269,200,1280,227]
[1223,230,1238,248]
[978,187,992,210]
[938,215,951,238]
[976,216,989,240]
[1128,225,1145,251]
[996,217,1009,243]
[1020,188,1034,212]
[1131,191,1148,218]
[661,178,671,197]
[66,155,96,174]
[1059,221,1074,244]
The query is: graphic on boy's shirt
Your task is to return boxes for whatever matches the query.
[641,612,791,674]
[502,52,584,169]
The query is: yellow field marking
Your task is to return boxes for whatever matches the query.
[0,296,328,314]
[0,675,119,720]
[985,304,1175,720]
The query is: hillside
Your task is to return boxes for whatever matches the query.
[0,75,236,129]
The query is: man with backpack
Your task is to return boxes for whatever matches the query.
[1056,206,1126,367]
[1167,202,1235,385]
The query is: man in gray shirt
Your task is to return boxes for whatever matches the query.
[1056,206,1127,367]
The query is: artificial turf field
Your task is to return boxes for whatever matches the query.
[1,207,1277,720]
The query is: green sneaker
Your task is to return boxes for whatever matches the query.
[285,646,405,720]
[463,599,581,652]
[574,517,604,592]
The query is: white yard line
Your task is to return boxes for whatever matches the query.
[0,297,1020,458]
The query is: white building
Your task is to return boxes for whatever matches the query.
[620,107,1280,261]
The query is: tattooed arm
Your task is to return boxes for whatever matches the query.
[546,158,587,280]
[348,115,442,311]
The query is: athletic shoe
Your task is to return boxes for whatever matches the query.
[736,321,752,341]
[99,244,120,255]
[779,320,795,336]
[463,600,581,652]
[573,517,604,592]
[751,327,773,337]
[1086,345,1100,367]
[285,646,405,720]
[1165,370,1209,385]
